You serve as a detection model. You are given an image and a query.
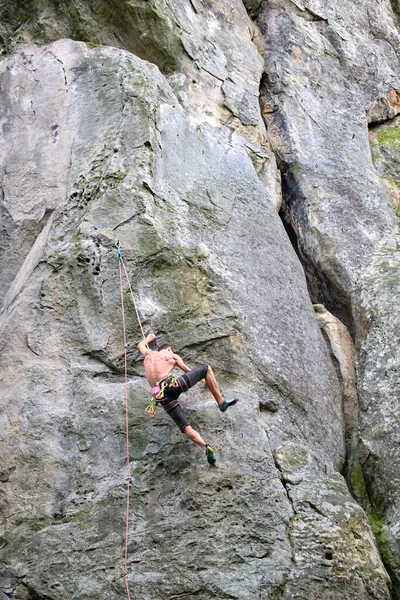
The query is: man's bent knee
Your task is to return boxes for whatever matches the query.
[183,364,209,388]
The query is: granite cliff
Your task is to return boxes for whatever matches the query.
[0,1,399,599]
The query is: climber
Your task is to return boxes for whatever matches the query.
[137,333,238,464]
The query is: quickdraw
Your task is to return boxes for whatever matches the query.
[155,376,179,400]
[145,397,157,418]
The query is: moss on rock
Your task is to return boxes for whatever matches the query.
[377,124,400,146]
[368,507,400,599]
[369,117,400,219]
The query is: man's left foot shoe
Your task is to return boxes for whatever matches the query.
[205,444,216,464]
[219,398,238,412]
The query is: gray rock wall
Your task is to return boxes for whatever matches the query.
[253,0,400,595]
[355,117,400,593]
[0,1,398,599]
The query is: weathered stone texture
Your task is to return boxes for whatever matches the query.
[0,37,348,598]
[350,117,400,593]
[258,0,399,323]
[274,442,390,600]
[0,0,398,598]
[254,0,400,594]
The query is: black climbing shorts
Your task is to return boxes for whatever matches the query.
[160,364,209,432]
[167,404,190,432]
[182,364,209,389]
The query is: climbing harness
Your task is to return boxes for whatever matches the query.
[151,375,180,401]
[146,374,189,417]
[116,240,149,599]
[146,376,177,418]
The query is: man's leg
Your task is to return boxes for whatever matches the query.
[181,365,238,413]
[182,365,224,407]
[183,425,206,450]
[184,426,216,463]
[203,366,224,407]
[166,404,216,463]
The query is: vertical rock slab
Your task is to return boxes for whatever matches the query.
[253,0,400,592]
[257,0,399,322]
[356,231,400,596]
[0,6,392,600]
[274,442,390,600]
[351,117,400,594]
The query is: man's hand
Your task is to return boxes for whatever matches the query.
[137,333,155,356]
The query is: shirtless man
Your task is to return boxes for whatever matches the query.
[138,333,238,464]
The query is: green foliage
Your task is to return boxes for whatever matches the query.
[369,122,400,222]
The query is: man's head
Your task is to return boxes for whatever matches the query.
[158,343,172,353]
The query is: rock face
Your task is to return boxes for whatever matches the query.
[313,303,358,486]
[355,117,400,593]
[0,1,398,599]
[254,0,400,595]
[257,0,399,328]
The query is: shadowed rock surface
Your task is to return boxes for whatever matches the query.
[0,1,398,598]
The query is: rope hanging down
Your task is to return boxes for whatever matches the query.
[116,241,148,599]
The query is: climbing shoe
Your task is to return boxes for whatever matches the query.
[219,398,238,412]
[205,444,216,464]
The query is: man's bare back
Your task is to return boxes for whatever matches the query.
[138,335,191,387]
[144,350,177,386]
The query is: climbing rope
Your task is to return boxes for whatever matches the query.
[121,257,146,342]
[116,241,148,598]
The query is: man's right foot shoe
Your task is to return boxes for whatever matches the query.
[205,444,216,464]
[219,398,238,412]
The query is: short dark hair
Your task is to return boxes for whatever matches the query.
[158,343,172,352]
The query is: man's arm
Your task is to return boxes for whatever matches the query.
[137,333,156,356]
[172,353,191,373]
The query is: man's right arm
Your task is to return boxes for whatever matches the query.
[137,333,156,356]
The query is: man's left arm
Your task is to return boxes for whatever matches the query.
[173,353,191,373]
